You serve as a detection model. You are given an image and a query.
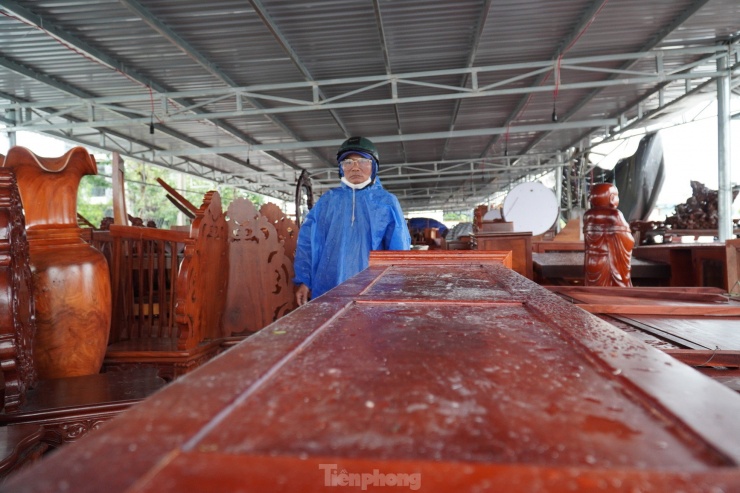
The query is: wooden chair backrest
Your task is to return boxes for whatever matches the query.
[102,189,297,351]
[222,199,296,336]
[176,191,229,350]
[105,225,189,344]
[259,203,298,263]
[0,168,37,412]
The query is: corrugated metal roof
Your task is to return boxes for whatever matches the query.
[0,0,738,212]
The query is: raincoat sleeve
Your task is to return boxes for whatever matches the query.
[293,208,318,290]
[382,195,412,250]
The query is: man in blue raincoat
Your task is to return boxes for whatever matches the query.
[293,136,411,305]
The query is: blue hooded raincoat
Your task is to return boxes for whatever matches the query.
[293,177,410,299]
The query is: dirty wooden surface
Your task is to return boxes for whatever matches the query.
[5,253,740,492]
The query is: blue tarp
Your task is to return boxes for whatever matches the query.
[407,217,449,238]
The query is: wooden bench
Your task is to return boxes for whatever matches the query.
[0,168,166,479]
[547,285,740,392]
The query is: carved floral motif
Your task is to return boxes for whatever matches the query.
[0,168,37,411]
[175,191,228,350]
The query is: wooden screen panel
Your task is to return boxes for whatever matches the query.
[259,202,297,263]
[176,191,228,349]
[222,198,295,336]
[6,260,740,492]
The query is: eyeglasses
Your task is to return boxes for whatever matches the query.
[340,158,373,169]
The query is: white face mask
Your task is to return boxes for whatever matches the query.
[341,176,371,189]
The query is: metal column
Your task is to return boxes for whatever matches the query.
[5,110,16,148]
[717,48,733,241]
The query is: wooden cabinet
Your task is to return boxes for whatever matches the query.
[473,231,533,279]
[633,243,727,289]
[7,251,740,492]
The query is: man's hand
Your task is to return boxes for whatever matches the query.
[296,284,311,306]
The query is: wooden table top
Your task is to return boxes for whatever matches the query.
[6,252,740,492]
[533,251,671,279]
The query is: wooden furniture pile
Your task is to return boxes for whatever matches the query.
[0,145,298,479]
[548,285,740,392]
[633,242,727,291]
[95,191,298,381]
[6,250,740,492]
[0,166,167,477]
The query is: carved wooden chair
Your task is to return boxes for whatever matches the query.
[0,168,166,478]
[102,189,298,377]
[103,191,226,380]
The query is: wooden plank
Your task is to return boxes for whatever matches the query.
[533,240,584,252]
[369,249,512,268]
[165,194,196,219]
[532,252,670,280]
[727,238,740,295]
[577,304,740,316]
[156,177,198,214]
[549,285,729,303]
[7,259,740,492]
[665,349,740,368]
[610,316,711,350]
[620,316,740,351]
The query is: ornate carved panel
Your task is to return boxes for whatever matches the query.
[176,191,228,350]
[0,168,37,411]
[223,198,295,336]
[259,202,297,262]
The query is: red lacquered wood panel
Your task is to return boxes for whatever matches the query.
[5,252,740,492]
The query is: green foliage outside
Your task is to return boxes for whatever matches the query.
[77,157,266,229]
[443,210,472,223]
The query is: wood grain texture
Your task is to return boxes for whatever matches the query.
[7,252,740,492]
[548,285,740,351]
[2,147,111,379]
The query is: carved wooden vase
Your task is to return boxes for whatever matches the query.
[2,146,111,379]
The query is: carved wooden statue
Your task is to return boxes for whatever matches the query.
[583,183,635,287]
